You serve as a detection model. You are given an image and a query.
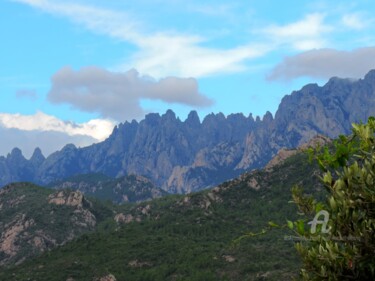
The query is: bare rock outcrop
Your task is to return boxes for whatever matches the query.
[0,214,34,262]
[48,190,84,207]
[93,274,117,281]
[114,213,136,224]
[265,149,298,171]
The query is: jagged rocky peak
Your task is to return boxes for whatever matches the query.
[162,109,177,121]
[324,76,355,95]
[110,124,119,135]
[301,83,320,92]
[144,112,161,126]
[227,113,247,125]
[247,113,255,122]
[185,110,200,126]
[120,119,139,129]
[110,120,135,138]
[227,112,245,119]
[202,112,226,126]
[327,76,346,84]
[30,147,45,161]
[7,147,25,160]
[262,111,273,123]
[364,69,375,80]
[29,147,45,167]
[61,143,77,152]
[109,123,124,140]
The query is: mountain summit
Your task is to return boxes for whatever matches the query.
[1,70,375,193]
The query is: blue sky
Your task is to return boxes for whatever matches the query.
[1,0,375,157]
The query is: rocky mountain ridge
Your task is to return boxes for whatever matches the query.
[48,173,168,204]
[1,70,375,193]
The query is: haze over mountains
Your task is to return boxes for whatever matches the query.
[1,70,375,193]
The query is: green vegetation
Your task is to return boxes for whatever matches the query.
[0,151,322,280]
[291,119,375,280]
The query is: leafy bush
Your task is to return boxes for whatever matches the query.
[292,118,375,280]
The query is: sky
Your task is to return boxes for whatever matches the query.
[1,0,375,158]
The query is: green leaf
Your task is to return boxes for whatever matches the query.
[268,221,279,228]
[287,220,294,230]
[329,197,337,210]
[323,172,332,185]
[296,220,305,235]
[315,202,324,213]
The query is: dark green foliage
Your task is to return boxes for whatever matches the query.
[0,151,322,280]
[292,118,375,280]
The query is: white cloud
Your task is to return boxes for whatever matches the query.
[47,66,213,121]
[341,13,367,30]
[268,47,375,81]
[262,13,332,50]
[14,0,267,78]
[128,36,267,77]
[13,0,138,38]
[0,111,114,141]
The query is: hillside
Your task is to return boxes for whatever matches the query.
[0,148,325,280]
[1,70,375,193]
[48,173,168,204]
[0,183,113,267]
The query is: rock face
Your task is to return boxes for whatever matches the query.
[1,70,375,193]
[48,190,85,207]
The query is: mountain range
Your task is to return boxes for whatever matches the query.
[1,70,375,193]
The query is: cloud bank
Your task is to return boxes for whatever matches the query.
[48,66,213,121]
[268,47,375,81]
[0,111,114,140]
[0,111,115,158]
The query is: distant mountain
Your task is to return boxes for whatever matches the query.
[0,143,322,280]
[1,70,375,193]
[48,173,168,204]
